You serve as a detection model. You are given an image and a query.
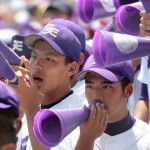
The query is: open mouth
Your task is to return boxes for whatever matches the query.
[33,76,43,83]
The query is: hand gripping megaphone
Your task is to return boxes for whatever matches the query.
[0,51,18,84]
[78,0,139,23]
[115,2,144,35]
[93,30,150,68]
[0,40,23,65]
[33,100,100,147]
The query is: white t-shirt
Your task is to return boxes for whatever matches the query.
[17,92,86,150]
[72,80,86,99]
[52,118,150,150]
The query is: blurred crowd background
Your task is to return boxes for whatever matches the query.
[0,0,112,46]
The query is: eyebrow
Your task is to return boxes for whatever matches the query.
[31,50,58,56]
[85,79,113,84]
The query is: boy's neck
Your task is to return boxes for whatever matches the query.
[40,90,73,109]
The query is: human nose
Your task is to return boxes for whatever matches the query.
[93,89,103,101]
[30,59,42,70]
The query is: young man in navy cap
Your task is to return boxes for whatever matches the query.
[10,20,86,150]
[54,55,150,150]
[0,80,21,150]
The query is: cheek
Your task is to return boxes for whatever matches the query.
[29,60,35,70]
[85,89,94,104]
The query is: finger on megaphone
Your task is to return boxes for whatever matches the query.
[140,29,150,36]
[140,11,150,19]
[89,104,97,119]
[15,70,29,87]
[20,55,30,70]
[95,103,108,131]
[11,65,30,77]
[24,73,38,91]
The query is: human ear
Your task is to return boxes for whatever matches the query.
[78,52,85,66]
[15,117,22,134]
[67,61,78,77]
[124,83,133,97]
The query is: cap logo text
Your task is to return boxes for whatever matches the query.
[41,24,59,38]
[12,40,23,51]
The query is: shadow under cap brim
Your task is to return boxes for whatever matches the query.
[78,68,124,82]
[24,34,66,56]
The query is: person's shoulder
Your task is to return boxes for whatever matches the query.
[134,118,150,134]
[64,92,87,108]
[52,92,86,109]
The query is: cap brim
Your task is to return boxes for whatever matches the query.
[0,103,11,109]
[24,34,66,56]
[78,68,124,82]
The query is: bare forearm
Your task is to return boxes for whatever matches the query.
[134,100,149,124]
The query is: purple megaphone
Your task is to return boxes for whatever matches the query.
[78,0,139,23]
[0,51,18,84]
[115,2,144,35]
[33,100,100,147]
[11,35,31,60]
[140,0,150,12]
[93,30,150,68]
[0,40,23,65]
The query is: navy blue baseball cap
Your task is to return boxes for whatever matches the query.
[11,34,31,60]
[24,23,82,62]
[0,81,19,115]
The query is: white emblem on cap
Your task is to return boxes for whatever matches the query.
[42,24,59,38]
[12,40,23,52]
[92,61,96,65]
[100,0,116,12]
[113,33,138,54]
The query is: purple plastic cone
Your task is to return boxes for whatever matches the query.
[93,30,150,68]
[115,2,144,35]
[140,0,150,13]
[78,0,139,23]
[0,40,23,65]
[0,52,18,84]
[33,100,100,147]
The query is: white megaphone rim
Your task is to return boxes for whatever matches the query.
[34,109,65,147]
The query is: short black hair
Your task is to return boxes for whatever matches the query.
[121,77,131,92]
[0,109,17,148]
